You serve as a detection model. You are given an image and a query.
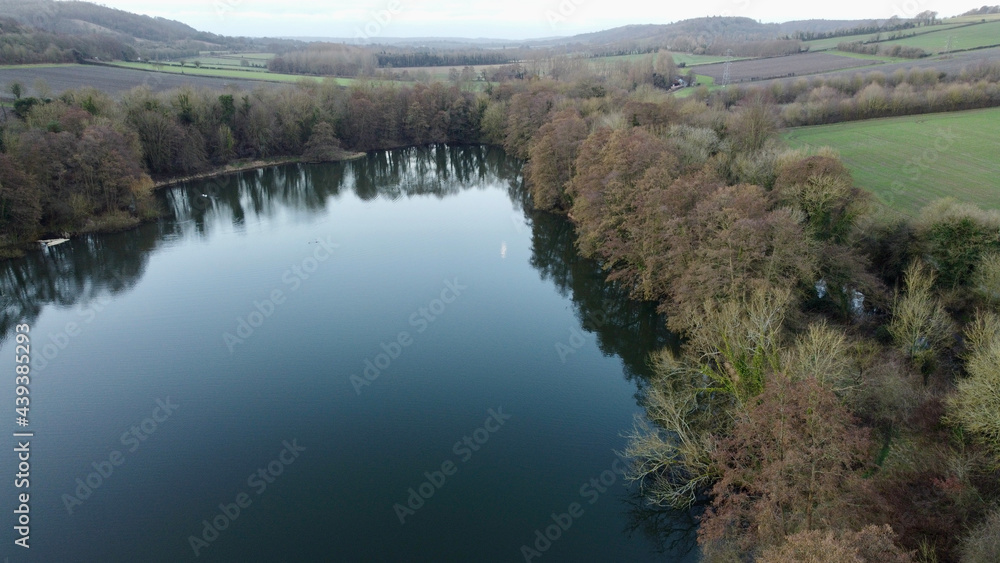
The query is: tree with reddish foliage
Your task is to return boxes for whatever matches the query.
[666,183,816,334]
[72,124,149,214]
[759,525,913,563]
[524,109,588,212]
[699,374,877,557]
[503,86,560,160]
[566,127,672,260]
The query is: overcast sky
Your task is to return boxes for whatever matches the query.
[95,0,965,40]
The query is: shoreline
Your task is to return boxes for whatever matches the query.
[152,153,368,189]
[0,152,369,259]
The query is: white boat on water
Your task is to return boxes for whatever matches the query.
[38,238,70,248]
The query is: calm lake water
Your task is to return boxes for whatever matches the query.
[1,146,698,562]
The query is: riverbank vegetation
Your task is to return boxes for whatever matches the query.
[2,41,1000,562]
[500,66,1000,561]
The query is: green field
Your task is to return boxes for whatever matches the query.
[672,53,747,66]
[180,53,274,69]
[108,61,360,85]
[943,13,1000,24]
[783,108,1000,216]
[194,52,275,60]
[877,21,1000,53]
[586,53,747,67]
[672,74,717,98]
[0,63,76,70]
[802,23,967,51]
[804,32,880,51]
[238,53,277,60]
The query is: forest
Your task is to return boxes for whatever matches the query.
[2,43,1000,561]
[0,17,138,64]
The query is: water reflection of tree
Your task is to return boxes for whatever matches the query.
[621,488,702,560]
[527,204,696,559]
[0,227,155,342]
[161,145,523,231]
[1,145,523,342]
[527,209,678,383]
[1,143,696,554]
[4,144,669,380]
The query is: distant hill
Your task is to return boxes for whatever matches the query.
[307,17,892,52]
[961,5,1000,16]
[0,0,303,63]
[0,0,221,44]
[530,18,781,47]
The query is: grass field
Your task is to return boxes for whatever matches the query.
[802,23,968,51]
[942,13,1000,24]
[237,53,276,60]
[672,74,716,97]
[672,53,746,66]
[179,53,274,70]
[804,32,880,52]
[108,61,358,84]
[783,108,1000,216]
[0,63,76,70]
[877,21,1000,53]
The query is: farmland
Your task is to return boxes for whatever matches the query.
[671,53,744,66]
[942,12,1000,24]
[876,20,1000,54]
[782,107,1000,215]
[0,64,290,97]
[107,61,332,83]
[183,52,275,69]
[801,23,969,51]
[747,46,1000,87]
[693,51,879,83]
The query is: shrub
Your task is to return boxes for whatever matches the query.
[959,506,1000,563]
[887,261,956,370]
[946,312,1000,461]
[971,252,1000,307]
[915,199,1000,289]
[623,349,721,509]
[700,374,876,554]
[759,525,913,563]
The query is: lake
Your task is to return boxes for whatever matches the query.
[0,146,698,562]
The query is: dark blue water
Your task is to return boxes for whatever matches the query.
[0,146,697,562]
